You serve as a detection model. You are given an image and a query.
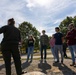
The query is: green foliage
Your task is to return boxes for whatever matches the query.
[18,21,40,50]
[48,36,51,48]
[59,16,76,36]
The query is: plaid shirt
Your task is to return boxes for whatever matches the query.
[40,34,49,46]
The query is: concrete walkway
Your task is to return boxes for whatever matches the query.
[0,59,76,75]
[0,50,72,60]
[1,50,76,75]
[21,52,71,59]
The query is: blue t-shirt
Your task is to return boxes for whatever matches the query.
[54,32,63,45]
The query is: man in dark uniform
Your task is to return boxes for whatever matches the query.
[0,18,24,75]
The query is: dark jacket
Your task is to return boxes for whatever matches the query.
[66,29,76,45]
[0,25,21,46]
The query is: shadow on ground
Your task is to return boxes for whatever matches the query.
[53,63,76,75]
[38,62,51,74]
[22,62,30,70]
[0,62,14,70]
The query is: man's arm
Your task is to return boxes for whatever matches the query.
[61,33,64,43]
[0,26,6,34]
[62,37,64,43]
[66,31,75,39]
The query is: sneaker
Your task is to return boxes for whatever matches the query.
[61,60,63,64]
[21,71,27,74]
[30,60,32,63]
[74,65,76,67]
[54,60,59,63]
[64,55,68,58]
[44,59,47,63]
[54,59,57,61]
[70,62,75,66]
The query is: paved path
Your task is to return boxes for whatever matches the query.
[21,52,71,59]
[0,59,76,75]
[0,50,76,75]
[0,50,72,60]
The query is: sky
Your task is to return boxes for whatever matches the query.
[0,0,76,42]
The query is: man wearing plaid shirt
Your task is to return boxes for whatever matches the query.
[40,30,49,63]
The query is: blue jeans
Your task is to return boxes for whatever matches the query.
[51,47,56,59]
[68,45,76,62]
[54,45,64,61]
[40,45,47,59]
[27,46,34,61]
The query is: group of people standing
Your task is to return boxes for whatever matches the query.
[40,27,64,63]
[26,23,76,67]
[0,18,76,75]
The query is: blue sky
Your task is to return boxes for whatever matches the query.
[0,0,76,42]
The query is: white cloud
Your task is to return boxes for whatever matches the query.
[54,19,63,24]
[0,0,76,42]
[26,0,76,11]
[25,0,76,25]
[25,0,76,35]
[26,0,53,8]
[0,0,26,26]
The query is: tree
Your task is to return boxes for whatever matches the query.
[59,16,76,36]
[18,21,40,53]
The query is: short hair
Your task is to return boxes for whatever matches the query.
[42,30,45,33]
[8,18,15,25]
[69,23,74,27]
[55,27,60,30]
